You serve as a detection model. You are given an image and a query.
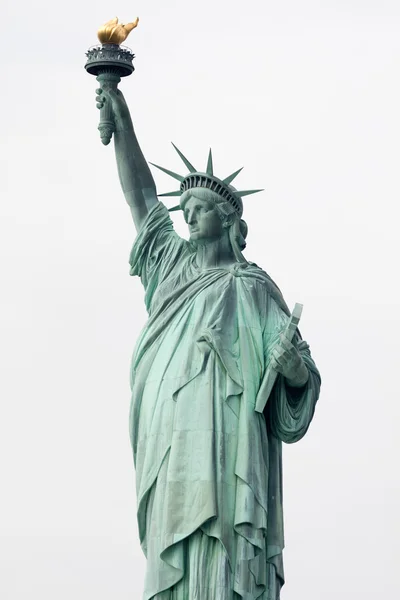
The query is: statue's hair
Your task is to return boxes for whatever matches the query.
[180,187,248,263]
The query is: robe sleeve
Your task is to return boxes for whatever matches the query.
[262,297,321,444]
[128,202,188,311]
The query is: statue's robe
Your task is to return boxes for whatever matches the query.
[129,203,321,600]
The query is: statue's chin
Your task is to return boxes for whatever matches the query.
[189,231,203,243]
[190,234,211,246]
[190,231,225,246]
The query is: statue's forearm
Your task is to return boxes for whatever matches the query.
[113,123,158,230]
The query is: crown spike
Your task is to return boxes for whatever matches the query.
[168,205,182,212]
[236,189,264,197]
[149,162,184,182]
[206,148,213,176]
[158,190,182,197]
[171,143,197,173]
[223,167,243,185]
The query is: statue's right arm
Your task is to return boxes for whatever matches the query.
[96,87,158,233]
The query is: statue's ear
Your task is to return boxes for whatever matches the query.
[222,216,234,228]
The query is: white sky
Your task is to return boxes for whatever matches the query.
[1,1,400,599]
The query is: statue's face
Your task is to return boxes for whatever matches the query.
[183,197,224,243]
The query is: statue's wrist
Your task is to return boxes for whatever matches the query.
[285,366,309,388]
[115,119,134,134]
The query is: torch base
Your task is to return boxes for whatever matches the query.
[85,44,135,77]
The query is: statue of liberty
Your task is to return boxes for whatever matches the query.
[94,83,321,599]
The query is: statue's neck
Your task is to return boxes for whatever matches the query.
[194,233,236,270]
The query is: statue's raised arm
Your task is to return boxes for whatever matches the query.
[95,87,158,232]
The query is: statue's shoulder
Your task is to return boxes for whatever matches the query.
[239,262,276,288]
[242,262,290,316]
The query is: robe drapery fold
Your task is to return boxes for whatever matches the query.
[129,203,321,599]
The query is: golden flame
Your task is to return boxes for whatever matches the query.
[97,17,139,45]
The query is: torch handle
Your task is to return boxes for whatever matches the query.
[96,72,121,145]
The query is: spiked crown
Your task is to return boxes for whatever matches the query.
[150,144,263,217]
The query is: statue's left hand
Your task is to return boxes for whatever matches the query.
[270,334,309,387]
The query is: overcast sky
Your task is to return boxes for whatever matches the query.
[1,1,400,599]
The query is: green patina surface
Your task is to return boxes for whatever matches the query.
[92,83,321,600]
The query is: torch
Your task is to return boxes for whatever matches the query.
[85,17,139,145]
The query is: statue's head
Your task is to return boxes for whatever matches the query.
[150,145,262,261]
[180,187,248,260]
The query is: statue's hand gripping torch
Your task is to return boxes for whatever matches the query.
[85,17,138,145]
